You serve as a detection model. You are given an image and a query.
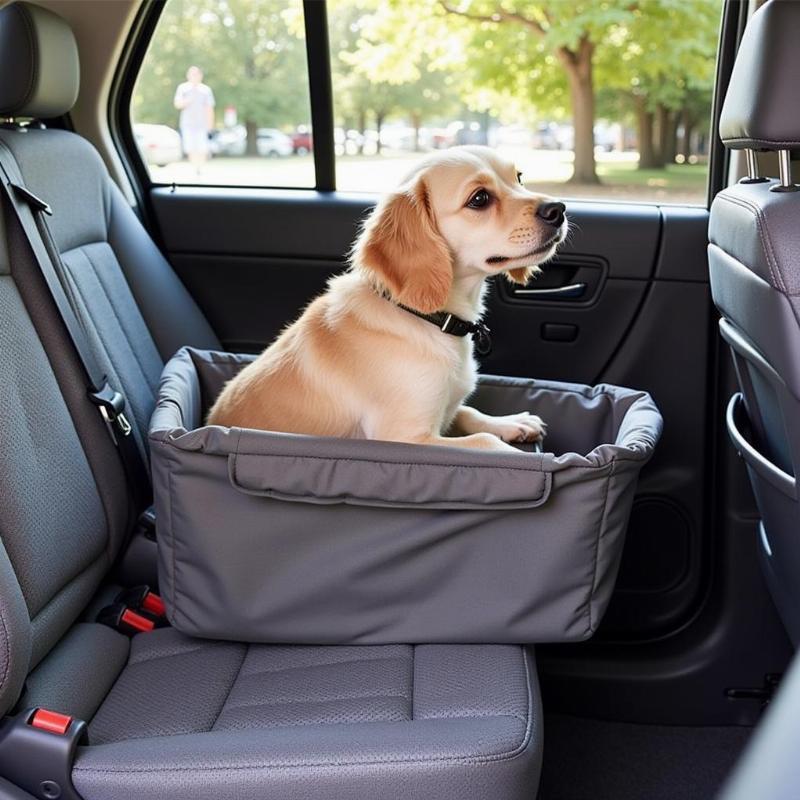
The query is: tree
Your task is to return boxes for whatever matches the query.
[598,0,719,169]
[434,1,642,184]
[329,0,461,153]
[341,0,719,181]
[342,0,643,184]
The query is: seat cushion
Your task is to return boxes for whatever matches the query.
[69,629,541,800]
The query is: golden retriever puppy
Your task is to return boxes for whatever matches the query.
[208,145,567,452]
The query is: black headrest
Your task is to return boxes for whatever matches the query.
[0,2,79,119]
[720,0,800,151]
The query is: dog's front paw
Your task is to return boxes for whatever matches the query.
[490,412,546,443]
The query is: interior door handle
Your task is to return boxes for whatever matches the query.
[511,282,587,299]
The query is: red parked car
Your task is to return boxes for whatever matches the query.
[291,128,312,155]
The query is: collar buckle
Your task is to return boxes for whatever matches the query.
[440,313,456,334]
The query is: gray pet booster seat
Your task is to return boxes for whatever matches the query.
[149,347,663,644]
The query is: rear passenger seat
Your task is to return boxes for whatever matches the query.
[0,3,542,798]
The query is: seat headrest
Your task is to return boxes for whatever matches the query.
[720,0,800,151]
[0,2,79,119]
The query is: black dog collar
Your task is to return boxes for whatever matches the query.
[396,302,492,356]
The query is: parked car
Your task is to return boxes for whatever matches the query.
[531,122,563,150]
[291,127,313,155]
[256,128,293,157]
[449,120,488,146]
[133,122,182,166]
[209,125,247,157]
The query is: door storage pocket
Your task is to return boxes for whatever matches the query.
[149,347,662,644]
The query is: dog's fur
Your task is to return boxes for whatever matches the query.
[207,146,567,452]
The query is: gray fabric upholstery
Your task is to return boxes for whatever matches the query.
[0,3,79,119]
[0,538,32,722]
[71,630,541,800]
[61,243,164,457]
[25,623,129,722]
[0,165,135,706]
[719,0,800,150]
[0,127,219,455]
[0,271,111,675]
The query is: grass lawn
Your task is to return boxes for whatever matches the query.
[527,161,708,205]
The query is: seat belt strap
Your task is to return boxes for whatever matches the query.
[0,142,150,501]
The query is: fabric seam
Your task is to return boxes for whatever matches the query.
[586,459,615,635]
[209,645,249,732]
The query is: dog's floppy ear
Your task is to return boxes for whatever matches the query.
[505,265,540,286]
[353,178,452,313]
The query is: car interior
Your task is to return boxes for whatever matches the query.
[0,0,797,798]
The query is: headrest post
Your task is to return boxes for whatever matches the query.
[745,149,759,180]
[771,150,798,193]
[778,150,792,188]
[740,149,769,185]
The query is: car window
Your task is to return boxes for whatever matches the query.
[327,0,720,204]
[131,0,719,203]
[131,0,313,188]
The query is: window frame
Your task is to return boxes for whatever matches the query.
[112,0,733,208]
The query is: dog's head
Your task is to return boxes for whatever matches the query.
[351,145,567,313]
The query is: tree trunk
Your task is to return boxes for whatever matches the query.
[560,37,599,184]
[245,119,259,157]
[666,114,679,165]
[657,104,678,165]
[375,111,385,155]
[636,98,660,169]
[357,108,367,155]
[680,109,694,159]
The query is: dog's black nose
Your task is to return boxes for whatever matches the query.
[536,201,566,228]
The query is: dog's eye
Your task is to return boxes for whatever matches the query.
[466,189,492,209]
[516,171,523,185]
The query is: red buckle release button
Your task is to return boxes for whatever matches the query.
[141,592,166,617]
[31,709,73,735]
[121,609,156,633]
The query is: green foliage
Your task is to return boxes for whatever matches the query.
[598,0,720,112]
[328,0,462,134]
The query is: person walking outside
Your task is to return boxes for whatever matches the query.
[174,66,215,173]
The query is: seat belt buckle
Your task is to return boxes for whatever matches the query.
[30,709,73,735]
[89,381,132,443]
[97,602,156,635]
[0,708,88,800]
[115,585,167,620]
[135,505,157,542]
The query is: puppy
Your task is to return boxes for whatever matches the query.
[207,146,567,452]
